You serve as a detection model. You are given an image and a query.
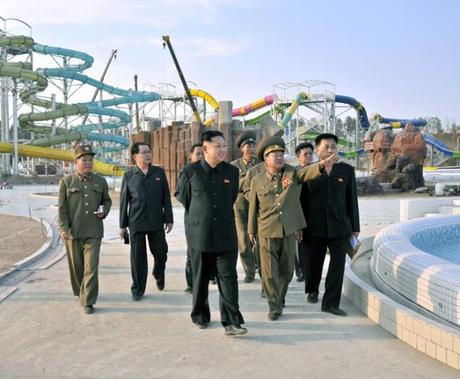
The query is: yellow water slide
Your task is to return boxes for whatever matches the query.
[0,143,124,176]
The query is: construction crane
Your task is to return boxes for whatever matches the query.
[162,35,203,124]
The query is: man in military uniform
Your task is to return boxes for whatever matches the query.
[303,133,360,316]
[119,142,173,301]
[231,130,261,282]
[58,144,112,314]
[294,142,315,282]
[248,136,337,320]
[176,130,247,337]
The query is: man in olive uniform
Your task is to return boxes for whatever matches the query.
[176,130,247,337]
[303,133,360,316]
[248,136,337,320]
[58,144,112,314]
[231,130,261,282]
[119,142,173,300]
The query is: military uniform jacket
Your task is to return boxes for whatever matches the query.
[302,162,360,238]
[58,173,112,239]
[119,165,173,232]
[248,163,321,238]
[175,160,239,253]
[231,157,261,220]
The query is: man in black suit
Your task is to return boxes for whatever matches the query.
[119,142,173,300]
[302,133,360,316]
[176,130,247,337]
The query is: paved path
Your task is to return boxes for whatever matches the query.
[0,187,458,378]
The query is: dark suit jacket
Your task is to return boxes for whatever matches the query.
[119,165,173,232]
[175,160,239,253]
[302,162,360,238]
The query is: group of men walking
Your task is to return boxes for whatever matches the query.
[58,128,359,337]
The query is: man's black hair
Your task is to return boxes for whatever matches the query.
[189,142,203,154]
[200,130,224,143]
[314,133,338,146]
[295,142,314,155]
[130,141,151,156]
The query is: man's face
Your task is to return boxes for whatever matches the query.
[134,144,152,166]
[203,136,226,163]
[189,146,204,163]
[297,147,313,167]
[75,155,94,175]
[264,150,285,171]
[316,138,338,160]
[241,142,256,161]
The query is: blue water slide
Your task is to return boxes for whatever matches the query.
[423,133,454,157]
[334,95,370,129]
[28,42,159,148]
[375,115,427,128]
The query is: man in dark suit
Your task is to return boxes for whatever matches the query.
[302,133,360,316]
[119,142,173,300]
[295,142,314,282]
[176,130,247,337]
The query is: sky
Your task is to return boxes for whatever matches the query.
[1,0,460,124]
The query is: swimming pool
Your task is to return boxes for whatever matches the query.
[371,215,460,328]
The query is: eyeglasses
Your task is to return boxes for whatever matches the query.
[137,151,151,155]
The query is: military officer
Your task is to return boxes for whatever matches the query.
[302,133,360,316]
[294,142,315,282]
[176,129,247,337]
[58,144,112,314]
[231,130,261,283]
[248,136,337,320]
[119,142,174,300]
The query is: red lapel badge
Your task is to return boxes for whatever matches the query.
[155,177,161,181]
[224,179,230,184]
[338,177,344,182]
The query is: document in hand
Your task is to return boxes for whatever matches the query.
[347,235,361,259]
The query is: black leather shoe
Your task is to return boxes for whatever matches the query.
[282,298,285,308]
[132,294,142,301]
[307,292,318,304]
[156,276,165,291]
[184,286,192,294]
[195,321,209,329]
[225,325,247,336]
[261,289,266,298]
[321,307,347,316]
[268,312,280,321]
[83,305,94,314]
[244,275,255,283]
[296,275,305,282]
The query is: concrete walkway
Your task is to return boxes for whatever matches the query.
[0,188,458,378]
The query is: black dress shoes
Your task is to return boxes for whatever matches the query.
[224,325,247,336]
[195,321,209,329]
[307,292,318,304]
[268,312,281,321]
[321,306,347,316]
[83,305,94,314]
[132,294,142,301]
[156,276,165,291]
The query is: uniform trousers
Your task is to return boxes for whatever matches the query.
[130,229,168,296]
[235,213,256,279]
[65,237,101,306]
[259,234,296,315]
[189,248,244,326]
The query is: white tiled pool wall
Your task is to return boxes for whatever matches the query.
[343,206,460,369]
[400,197,460,220]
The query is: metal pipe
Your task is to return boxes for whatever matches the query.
[162,35,202,124]
[134,74,140,132]
[12,79,18,175]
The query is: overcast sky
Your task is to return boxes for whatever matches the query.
[1,0,459,123]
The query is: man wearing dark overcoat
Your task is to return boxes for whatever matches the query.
[176,130,247,337]
[303,133,360,316]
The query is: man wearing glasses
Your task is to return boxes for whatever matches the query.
[176,130,247,337]
[119,142,174,301]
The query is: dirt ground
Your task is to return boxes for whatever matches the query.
[0,214,47,274]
